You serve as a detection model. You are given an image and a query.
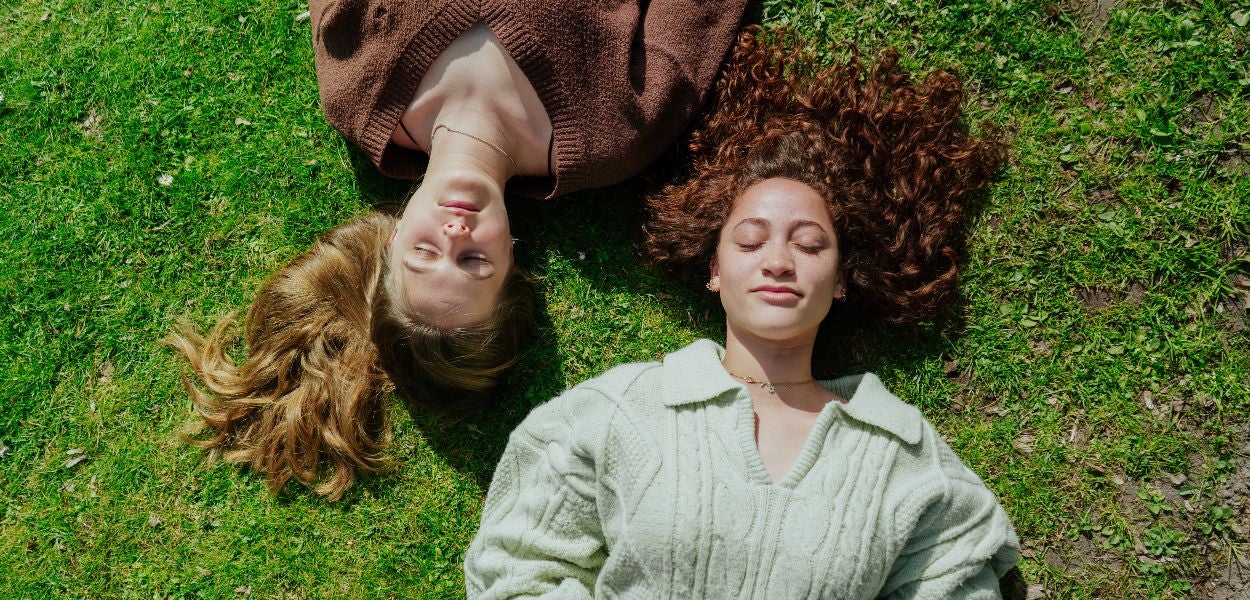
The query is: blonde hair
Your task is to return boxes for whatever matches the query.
[166,211,535,500]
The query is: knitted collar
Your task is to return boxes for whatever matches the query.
[659,339,924,445]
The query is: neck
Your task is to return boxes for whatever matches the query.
[426,109,519,186]
[720,325,818,387]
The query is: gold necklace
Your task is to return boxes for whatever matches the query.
[726,371,815,394]
[431,124,519,173]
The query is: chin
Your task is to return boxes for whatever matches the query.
[729,319,818,343]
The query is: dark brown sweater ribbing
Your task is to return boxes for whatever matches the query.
[309,0,747,198]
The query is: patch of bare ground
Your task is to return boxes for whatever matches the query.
[1217,292,1248,333]
[1072,0,1117,42]
[1179,94,1221,138]
[1087,186,1118,205]
[1196,429,1250,599]
[1076,281,1146,313]
[76,106,102,141]
[1076,286,1115,312]
[1042,535,1129,597]
[1045,533,1103,572]
[1218,244,1250,333]
[1217,139,1250,179]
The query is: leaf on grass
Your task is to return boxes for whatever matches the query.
[98,361,114,385]
[1232,10,1247,27]
[65,455,86,469]
[0,440,7,458]
[234,118,251,126]
[942,359,960,377]
[1012,434,1036,455]
[235,585,252,596]
[295,10,311,22]
[148,514,162,528]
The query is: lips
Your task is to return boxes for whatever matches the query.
[751,286,802,304]
[439,200,480,214]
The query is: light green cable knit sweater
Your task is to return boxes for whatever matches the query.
[465,340,1019,599]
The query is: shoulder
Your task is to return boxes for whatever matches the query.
[830,373,926,446]
[833,374,994,499]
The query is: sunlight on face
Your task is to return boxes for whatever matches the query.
[388,170,513,329]
[711,178,844,343]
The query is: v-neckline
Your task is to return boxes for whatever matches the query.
[735,386,842,487]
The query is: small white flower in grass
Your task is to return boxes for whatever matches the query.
[158,173,174,186]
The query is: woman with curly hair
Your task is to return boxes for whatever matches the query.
[464,29,1018,597]
[167,1,748,500]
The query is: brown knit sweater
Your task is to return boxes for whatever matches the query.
[309,0,748,199]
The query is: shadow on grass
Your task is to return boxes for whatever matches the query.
[340,139,997,493]
[348,146,412,209]
[398,302,567,491]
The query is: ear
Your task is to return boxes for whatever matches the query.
[708,256,721,291]
[833,264,848,299]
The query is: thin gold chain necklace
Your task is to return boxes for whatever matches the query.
[726,371,815,394]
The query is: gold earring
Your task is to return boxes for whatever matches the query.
[706,280,719,292]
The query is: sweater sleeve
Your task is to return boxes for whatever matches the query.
[464,388,615,599]
[879,442,1020,600]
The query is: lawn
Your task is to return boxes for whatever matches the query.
[1,0,1248,598]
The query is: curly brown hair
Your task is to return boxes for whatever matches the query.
[645,27,1006,325]
[166,211,534,500]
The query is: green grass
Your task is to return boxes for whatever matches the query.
[2,0,1248,597]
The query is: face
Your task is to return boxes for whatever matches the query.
[389,169,513,329]
[710,177,845,343]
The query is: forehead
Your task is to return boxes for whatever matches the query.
[728,178,832,226]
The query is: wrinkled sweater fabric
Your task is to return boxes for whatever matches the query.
[465,339,1019,599]
[308,0,748,199]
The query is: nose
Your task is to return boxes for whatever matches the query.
[762,244,795,276]
[443,220,470,238]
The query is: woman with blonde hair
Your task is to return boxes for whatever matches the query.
[465,29,1018,597]
[168,1,748,499]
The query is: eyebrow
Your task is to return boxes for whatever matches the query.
[731,218,830,235]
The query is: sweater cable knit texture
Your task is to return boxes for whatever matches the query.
[466,340,1019,599]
